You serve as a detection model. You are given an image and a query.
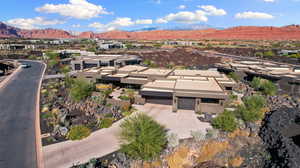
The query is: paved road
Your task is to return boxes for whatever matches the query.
[0,61,45,168]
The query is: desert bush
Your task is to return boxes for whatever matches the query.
[70,79,94,101]
[251,77,277,96]
[244,95,266,110]
[235,95,266,122]
[227,72,240,81]
[99,117,114,129]
[212,110,238,132]
[191,130,206,142]
[263,50,275,57]
[206,128,219,139]
[167,133,179,148]
[60,65,71,74]
[255,52,263,57]
[67,125,91,140]
[120,113,167,161]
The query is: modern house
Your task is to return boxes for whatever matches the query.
[70,54,142,71]
[74,65,236,113]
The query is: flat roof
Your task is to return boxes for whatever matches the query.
[171,69,222,77]
[143,78,224,93]
[133,68,173,76]
[118,65,148,72]
[143,80,176,90]
[175,78,223,92]
[167,76,207,80]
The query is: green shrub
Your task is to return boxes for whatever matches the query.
[45,52,59,60]
[67,125,91,140]
[228,72,240,81]
[70,79,94,101]
[119,95,130,101]
[120,113,167,161]
[212,110,238,132]
[263,51,275,57]
[255,52,263,57]
[48,59,59,68]
[235,95,266,122]
[235,105,264,122]
[244,95,266,110]
[251,77,277,96]
[99,118,114,128]
[60,65,71,74]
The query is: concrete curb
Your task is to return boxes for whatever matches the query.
[0,66,22,90]
[35,61,47,168]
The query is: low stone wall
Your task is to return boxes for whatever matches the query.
[260,107,300,168]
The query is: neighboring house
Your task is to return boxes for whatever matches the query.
[0,44,36,50]
[278,50,300,56]
[71,54,142,71]
[97,41,126,50]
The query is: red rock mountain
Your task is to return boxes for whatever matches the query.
[1,22,300,40]
[18,29,74,39]
[94,29,218,40]
[0,22,20,38]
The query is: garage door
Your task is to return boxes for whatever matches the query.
[145,96,173,105]
[178,97,195,110]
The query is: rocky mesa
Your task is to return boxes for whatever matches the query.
[1,21,300,40]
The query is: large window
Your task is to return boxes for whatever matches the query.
[201,98,220,104]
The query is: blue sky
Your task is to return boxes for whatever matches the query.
[1,0,300,32]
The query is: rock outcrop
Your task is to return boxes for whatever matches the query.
[260,107,300,168]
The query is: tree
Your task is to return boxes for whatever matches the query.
[120,113,167,161]
[212,110,237,132]
[69,79,94,101]
[67,125,91,140]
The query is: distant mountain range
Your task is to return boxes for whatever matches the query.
[1,22,300,41]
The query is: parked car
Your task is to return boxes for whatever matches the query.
[20,63,31,68]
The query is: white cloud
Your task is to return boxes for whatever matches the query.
[89,17,155,32]
[158,11,208,24]
[71,24,81,28]
[264,0,275,2]
[157,5,226,24]
[36,0,110,19]
[235,11,274,19]
[135,19,153,24]
[199,5,227,16]
[156,18,168,24]
[5,17,65,29]
[89,17,136,32]
[178,5,187,10]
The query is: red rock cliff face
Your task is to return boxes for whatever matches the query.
[202,26,300,40]
[78,31,95,39]
[95,29,218,40]
[18,29,74,39]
